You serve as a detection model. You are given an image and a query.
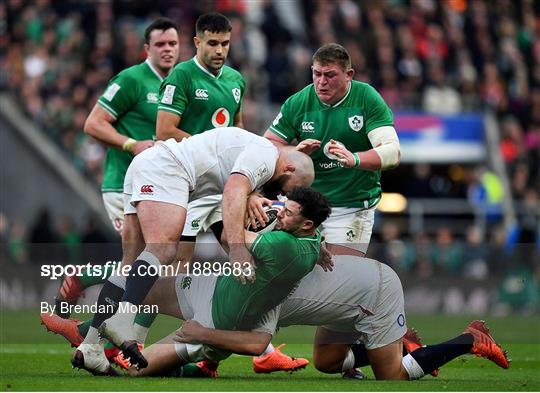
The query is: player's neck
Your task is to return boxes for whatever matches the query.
[195,54,221,76]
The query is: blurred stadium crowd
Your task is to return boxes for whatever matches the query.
[1,1,538,310]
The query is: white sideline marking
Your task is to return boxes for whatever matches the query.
[0,347,71,355]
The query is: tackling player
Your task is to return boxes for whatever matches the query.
[43,18,179,353]
[68,186,329,375]
[156,12,307,373]
[71,127,314,374]
[263,43,400,257]
[129,257,511,379]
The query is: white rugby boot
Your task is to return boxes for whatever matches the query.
[98,308,148,369]
[71,343,119,376]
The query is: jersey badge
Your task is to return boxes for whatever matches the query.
[161,85,176,104]
[195,89,209,100]
[211,108,230,127]
[103,83,120,101]
[253,164,269,185]
[272,112,283,127]
[182,276,192,290]
[232,88,241,104]
[301,122,315,133]
[348,115,363,132]
[146,92,158,103]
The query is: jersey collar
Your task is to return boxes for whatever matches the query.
[145,59,164,82]
[193,56,223,79]
[318,81,352,108]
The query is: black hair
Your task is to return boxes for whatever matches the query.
[312,43,352,70]
[195,12,232,36]
[144,17,178,44]
[287,187,332,228]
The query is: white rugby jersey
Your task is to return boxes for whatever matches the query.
[160,127,278,201]
[255,256,385,334]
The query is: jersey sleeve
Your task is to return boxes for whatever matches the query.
[249,231,288,262]
[231,146,277,191]
[97,72,139,119]
[364,85,394,133]
[157,67,190,117]
[267,96,298,143]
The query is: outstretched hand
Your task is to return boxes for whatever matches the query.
[295,139,321,155]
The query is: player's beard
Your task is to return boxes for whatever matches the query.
[262,176,287,199]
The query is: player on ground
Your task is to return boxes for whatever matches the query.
[262,43,400,257]
[125,256,510,379]
[71,127,315,374]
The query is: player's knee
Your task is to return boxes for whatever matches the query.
[313,352,340,373]
[146,243,178,265]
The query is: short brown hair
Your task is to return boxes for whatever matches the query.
[312,43,351,70]
[144,18,178,44]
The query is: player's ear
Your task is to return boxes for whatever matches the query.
[143,43,150,56]
[301,219,314,231]
[194,35,200,49]
[284,163,296,173]
[346,68,355,80]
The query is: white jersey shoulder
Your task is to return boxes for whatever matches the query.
[162,127,278,200]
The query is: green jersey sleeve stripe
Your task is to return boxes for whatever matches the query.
[97,101,118,118]
[250,233,265,253]
[157,106,183,116]
[268,126,290,141]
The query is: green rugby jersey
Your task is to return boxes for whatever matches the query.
[211,230,321,330]
[97,59,163,192]
[157,57,245,134]
[268,81,394,208]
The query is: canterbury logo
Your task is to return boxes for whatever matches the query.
[195,89,208,99]
[301,122,315,132]
[140,185,154,193]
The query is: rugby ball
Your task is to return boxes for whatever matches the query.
[246,202,284,234]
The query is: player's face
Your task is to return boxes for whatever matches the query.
[146,28,179,74]
[275,200,309,233]
[194,31,231,74]
[312,61,354,106]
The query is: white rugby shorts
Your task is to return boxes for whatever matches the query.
[123,145,190,215]
[320,205,377,254]
[322,262,406,349]
[102,192,124,233]
[182,195,223,237]
[174,274,231,362]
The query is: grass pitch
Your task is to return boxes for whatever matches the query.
[1,311,539,391]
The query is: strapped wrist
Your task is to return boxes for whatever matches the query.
[353,153,361,168]
[122,138,137,152]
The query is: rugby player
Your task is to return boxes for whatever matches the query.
[85,17,179,235]
[128,256,510,379]
[262,43,400,257]
[42,18,180,365]
[156,12,245,260]
[72,127,315,374]
[259,41,401,379]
